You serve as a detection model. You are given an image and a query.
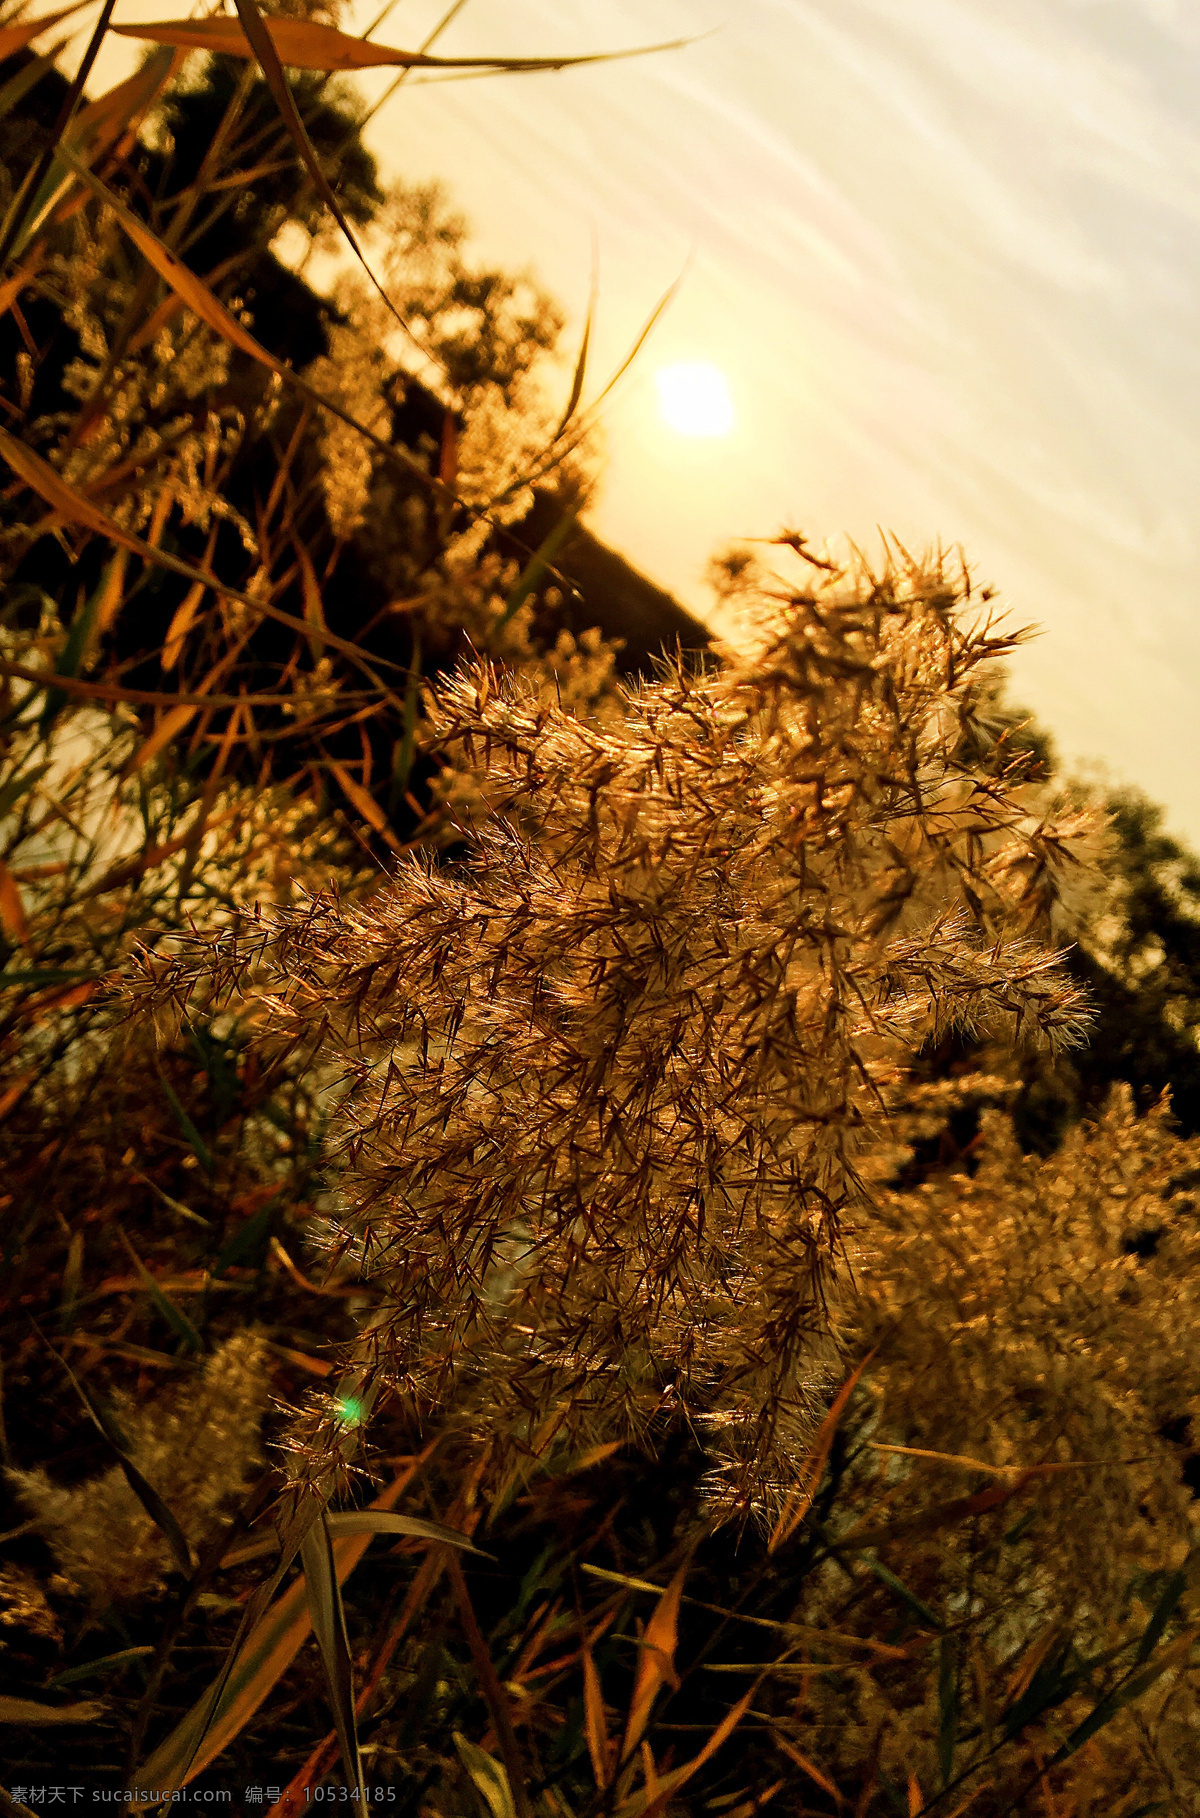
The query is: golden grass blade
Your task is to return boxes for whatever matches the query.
[582,1628,613,1791]
[53,144,277,363]
[0,858,30,951]
[718,1782,786,1818]
[549,252,596,445]
[0,1,92,61]
[612,1685,758,1818]
[0,250,42,317]
[126,651,243,774]
[128,1471,411,1798]
[230,0,418,347]
[768,1347,878,1555]
[294,534,327,664]
[53,142,453,514]
[326,757,405,852]
[558,269,685,433]
[64,44,180,141]
[0,425,405,695]
[769,1731,845,1807]
[0,1696,106,1724]
[620,1557,687,1767]
[9,48,179,259]
[0,652,374,712]
[162,524,218,670]
[111,14,700,75]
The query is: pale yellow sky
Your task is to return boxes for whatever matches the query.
[84,0,1200,844]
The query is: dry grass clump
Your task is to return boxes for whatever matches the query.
[130,544,1095,1527]
[7,1327,272,1610]
[758,1080,1200,1811]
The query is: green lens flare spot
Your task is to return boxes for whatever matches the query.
[334,1395,364,1426]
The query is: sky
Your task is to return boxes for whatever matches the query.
[86,0,1200,844]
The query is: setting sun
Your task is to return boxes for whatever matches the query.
[655,361,735,438]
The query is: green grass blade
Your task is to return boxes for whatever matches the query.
[492,513,576,638]
[116,1225,203,1352]
[0,759,50,818]
[453,1733,518,1818]
[937,1631,958,1788]
[856,1554,943,1632]
[51,1646,155,1686]
[160,1078,215,1178]
[389,628,421,811]
[1135,1556,1193,1663]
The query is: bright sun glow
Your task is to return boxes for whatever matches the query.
[655,362,735,438]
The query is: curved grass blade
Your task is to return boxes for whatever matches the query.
[120,7,697,392]
[127,1472,413,1799]
[621,1558,688,1769]
[453,1734,518,1818]
[115,1225,203,1352]
[324,1509,492,1556]
[300,1510,365,1801]
[51,1646,155,1686]
[612,1684,758,1818]
[112,14,701,75]
[229,0,417,347]
[549,259,595,445]
[769,1347,878,1554]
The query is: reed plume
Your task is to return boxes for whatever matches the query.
[130,544,1095,1522]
